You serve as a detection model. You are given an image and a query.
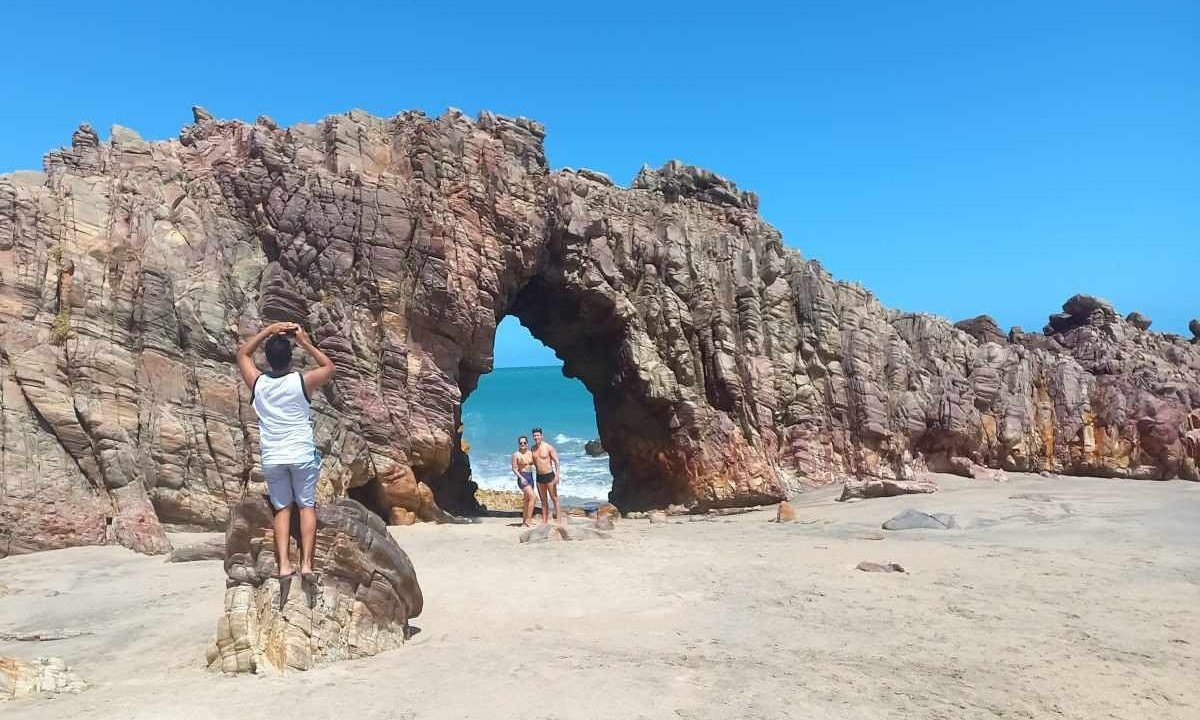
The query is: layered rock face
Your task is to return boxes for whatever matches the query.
[208,496,422,673]
[1,108,1197,554]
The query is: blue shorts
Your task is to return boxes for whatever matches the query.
[518,471,534,490]
[263,458,320,510]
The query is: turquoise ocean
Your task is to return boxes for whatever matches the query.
[462,366,612,500]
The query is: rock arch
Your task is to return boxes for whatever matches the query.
[1,107,1197,554]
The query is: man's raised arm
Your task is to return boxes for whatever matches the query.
[295,327,336,397]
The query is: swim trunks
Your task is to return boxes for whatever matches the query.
[517,470,534,490]
[536,472,555,485]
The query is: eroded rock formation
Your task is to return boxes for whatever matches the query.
[1,107,1198,554]
[208,496,421,673]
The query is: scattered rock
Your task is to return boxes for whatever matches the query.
[626,511,648,520]
[773,501,796,522]
[1125,312,1152,331]
[0,656,87,698]
[1038,470,1058,478]
[882,509,957,531]
[856,561,906,573]
[583,439,606,456]
[207,496,422,674]
[648,511,669,525]
[839,476,938,501]
[858,532,887,541]
[664,504,691,516]
[165,536,225,563]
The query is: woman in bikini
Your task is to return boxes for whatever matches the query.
[511,436,537,526]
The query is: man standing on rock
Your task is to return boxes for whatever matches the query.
[530,427,562,524]
[236,321,336,605]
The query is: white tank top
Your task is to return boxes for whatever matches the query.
[252,371,316,465]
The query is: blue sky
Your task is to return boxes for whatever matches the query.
[2,1,1196,367]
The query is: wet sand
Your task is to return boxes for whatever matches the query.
[1,473,1197,719]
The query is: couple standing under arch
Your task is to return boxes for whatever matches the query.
[511,428,563,526]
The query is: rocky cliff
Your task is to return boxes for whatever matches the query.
[2,108,1197,555]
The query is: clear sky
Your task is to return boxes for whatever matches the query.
[2,1,1196,367]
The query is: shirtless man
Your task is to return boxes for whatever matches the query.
[510,435,536,526]
[530,427,562,524]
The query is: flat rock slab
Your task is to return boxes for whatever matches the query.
[839,477,938,501]
[0,656,87,698]
[882,509,957,531]
[856,561,906,573]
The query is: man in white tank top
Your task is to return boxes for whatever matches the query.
[236,321,336,606]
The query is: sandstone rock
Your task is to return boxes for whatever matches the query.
[774,501,796,522]
[208,496,421,674]
[165,536,225,563]
[594,515,615,531]
[838,477,938,501]
[1191,319,1200,340]
[1125,312,1152,331]
[882,509,957,531]
[856,561,905,573]
[584,439,606,456]
[665,504,690,516]
[2,109,1199,555]
[648,511,669,525]
[0,656,87,698]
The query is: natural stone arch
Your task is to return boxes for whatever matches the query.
[2,105,1197,555]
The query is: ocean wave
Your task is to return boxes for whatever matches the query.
[553,433,586,445]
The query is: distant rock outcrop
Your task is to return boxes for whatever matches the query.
[1,108,1198,554]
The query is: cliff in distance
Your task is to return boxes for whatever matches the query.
[2,107,1197,555]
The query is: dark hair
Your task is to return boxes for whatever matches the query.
[264,334,293,371]
[518,435,528,443]
[531,427,543,435]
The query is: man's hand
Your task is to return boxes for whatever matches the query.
[293,326,313,346]
[265,321,298,336]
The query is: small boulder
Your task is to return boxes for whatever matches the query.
[648,511,669,525]
[954,315,1006,344]
[593,503,620,521]
[594,515,615,531]
[774,501,796,523]
[856,561,906,573]
[1190,318,1200,341]
[584,439,606,456]
[882,509,957,531]
[1125,312,1152,331]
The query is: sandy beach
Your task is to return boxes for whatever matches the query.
[1,473,1197,720]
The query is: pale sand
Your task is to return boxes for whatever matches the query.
[1,473,1197,720]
